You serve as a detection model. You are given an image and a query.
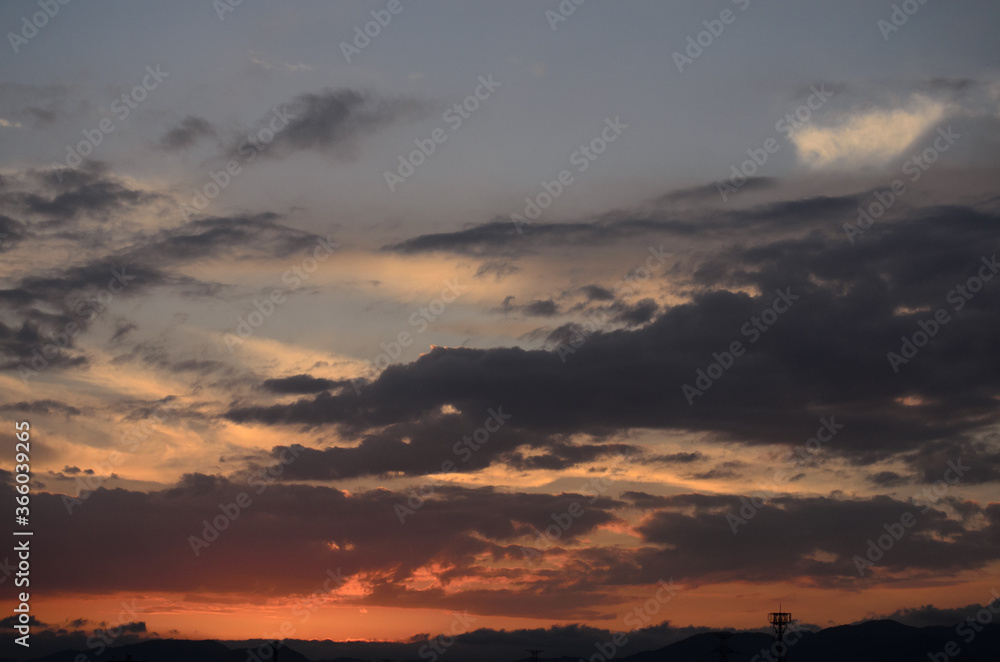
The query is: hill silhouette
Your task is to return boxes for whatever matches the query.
[1,619,997,662]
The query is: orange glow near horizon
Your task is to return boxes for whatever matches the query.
[12,569,998,643]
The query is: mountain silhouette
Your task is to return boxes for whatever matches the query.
[0,638,312,662]
[1,619,996,662]
[621,619,999,662]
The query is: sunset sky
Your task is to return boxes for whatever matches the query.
[1,0,1000,657]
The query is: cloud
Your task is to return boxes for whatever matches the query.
[791,97,947,169]
[655,177,777,204]
[242,88,423,159]
[0,256,167,369]
[158,115,216,150]
[16,477,1000,619]
[228,202,1000,475]
[19,476,627,619]
[581,285,615,302]
[0,165,332,373]
[0,161,160,223]
[0,81,70,128]
[382,194,862,257]
[629,493,1000,586]
[133,212,325,264]
[0,616,148,660]
[523,299,560,317]
[650,452,705,464]
[881,599,1000,628]
[868,471,911,487]
[902,435,1000,485]
[0,399,81,417]
[246,408,632,480]
[0,214,28,252]
[262,374,349,394]
[110,320,138,343]
[611,298,658,326]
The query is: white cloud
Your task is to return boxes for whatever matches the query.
[791,97,946,169]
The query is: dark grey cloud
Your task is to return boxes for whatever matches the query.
[133,212,324,264]
[581,285,615,302]
[0,399,81,417]
[496,296,564,319]
[110,340,230,377]
[901,435,1000,485]
[261,374,349,394]
[475,260,520,281]
[241,88,422,159]
[0,617,148,660]
[0,256,167,369]
[881,599,1000,628]
[15,476,625,619]
[655,177,777,205]
[110,320,137,344]
[0,165,332,375]
[2,162,159,222]
[650,452,705,464]
[626,493,1000,586]
[230,202,1000,476]
[0,214,27,252]
[158,115,216,150]
[524,299,560,317]
[0,615,46,629]
[382,192,861,257]
[611,298,658,326]
[17,476,999,621]
[868,471,912,488]
[0,81,70,128]
[249,407,631,480]
[924,77,979,93]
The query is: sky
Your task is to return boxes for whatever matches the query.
[1,0,1000,657]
